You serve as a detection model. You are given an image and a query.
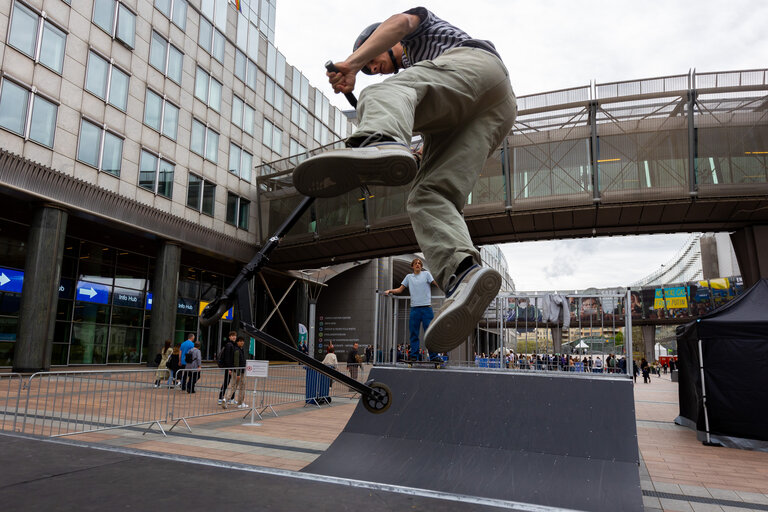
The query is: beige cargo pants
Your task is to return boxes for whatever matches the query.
[352,46,517,290]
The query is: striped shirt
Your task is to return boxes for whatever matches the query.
[400,7,471,67]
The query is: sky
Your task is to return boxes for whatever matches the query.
[273,0,767,291]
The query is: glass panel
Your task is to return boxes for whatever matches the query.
[77,120,102,167]
[0,292,21,316]
[162,102,179,140]
[229,143,240,174]
[139,150,157,192]
[40,22,67,73]
[198,18,212,53]
[226,193,237,224]
[262,119,272,148]
[102,131,123,175]
[238,199,250,230]
[74,302,111,323]
[235,50,246,81]
[272,126,282,154]
[144,90,162,131]
[243,105,254,135]
[241,151,252,182]
[54,317,71,340]
[116,4,136,48]
[29,95,57,147]
[247,60,257,90]
[108,326,142,363]
[51,343,69,365]
[108,66,129,110]
[157,159,174,198]
[194,68,208,103]
[111,305,143,325]
[232,96,243,128]
[85,52,109,99]
[93,0,115,35]
[149,32,167,72]
[190,120,204,155]
[0,80,29,136]
[209,78,222,111]
[205,130,218,162]
[202,182,215,215]
[9,2,38,58]
[171,0,187,29]
[70,323,108,364]
[167,45,183,84]
[212,30,225,62]
[155,0,171,17]
[116,251,148,273]
[187,174,201,209]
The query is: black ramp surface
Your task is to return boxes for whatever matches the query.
[0,433,505,512]
[303,367,643,512]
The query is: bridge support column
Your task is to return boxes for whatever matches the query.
[14,205,68,373]
[641,325,656,363]
[730,226,768,288]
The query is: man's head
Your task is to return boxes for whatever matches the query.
[228,331,237,341]
[411,258,423,273]
[236,336,245,346]
[187,333,195,341]
[353,342,359,350]
[354,22,402,75]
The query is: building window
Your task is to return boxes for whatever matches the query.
[187,174,215,216]
[234,49,258,91]
[291,99,308,133]
[314,118,329,145]
[266,42,285,86]
[226,192,250,230]
[292,68,309,106]
[198,16,225,63]
[335,109,347,139]
[84,50,130,111]
[262,118,282,155]
[144,89,179,140]
[289,138,307,166]
[231,95,254,136]
[7,1,67,74]
[0,77,58,148]
[228,143,253,182]
[149,31,183,84]
[139,150,173,198]
[190,119,219,163]
[77,118,123,176]
[265,78,284,112]
[200,0,227,31]
[154,0,187,30]
[194,67,222,112]
[92,0,136,49]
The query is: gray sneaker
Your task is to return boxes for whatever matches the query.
[292,142,417,198]
[424,265,501,353]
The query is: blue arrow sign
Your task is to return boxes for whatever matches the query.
[146,292,153,310]
[76,281,110,304]
[0,267,24,294]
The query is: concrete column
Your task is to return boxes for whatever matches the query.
[147,242,181,365]
[14,205,68,373]
[699,235,720,280]
[730,226,768,288]
[641,325,656,363]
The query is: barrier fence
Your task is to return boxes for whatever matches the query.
[0,373,23,432]
[0,364,370,438]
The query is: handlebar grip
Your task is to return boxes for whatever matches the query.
[325,60,358,108]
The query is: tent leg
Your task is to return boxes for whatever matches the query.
[697,339,720,447]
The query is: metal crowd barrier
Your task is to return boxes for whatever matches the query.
[20,369,172,437]
[0,373,23,432]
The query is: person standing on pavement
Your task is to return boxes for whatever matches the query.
[292,7,515,357]
[184,341,202,393]
[179,333,195,391]
[154,340,173,387]
[227,337,248,409]
[385,258,439,361]
[218,331,237,405]
[347,342,361,381]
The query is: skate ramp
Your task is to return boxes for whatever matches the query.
[303,366,643,511]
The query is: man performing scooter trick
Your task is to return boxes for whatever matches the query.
[293,7,517,355]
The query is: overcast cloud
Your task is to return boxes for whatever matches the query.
[274,1,764,290]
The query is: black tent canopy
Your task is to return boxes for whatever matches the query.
[675,279,768,451]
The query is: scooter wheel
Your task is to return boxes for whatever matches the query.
[362,382,391,414]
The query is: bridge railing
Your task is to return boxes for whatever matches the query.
[256,68,768,244]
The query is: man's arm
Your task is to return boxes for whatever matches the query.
[384,284,406,295]
[328,12,421,93]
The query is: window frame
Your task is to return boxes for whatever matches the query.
[92,0,136,50]
[154,0,187,30]
[186,173,216,216]
[194,66,222,112]
[228,142,253,182]
[234,49,258,91]
[231,95,255,136]
[84,49,130,111]
[226,192,250,230]
[0,76,59,148]
[149,30,183,84]
[190,118,219,163]
[198,16,225,63]
[76,117,124,176]
[143,88,179,140]
[7,0,68,74]
[138,149,174,198]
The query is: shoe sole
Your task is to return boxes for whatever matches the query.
[424,269,501,353]
[292,148,417,198]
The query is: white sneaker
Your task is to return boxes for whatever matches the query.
[228,399,237,404]
[425,265,501,353]
[292,141,417,198]
[237,403,249,409]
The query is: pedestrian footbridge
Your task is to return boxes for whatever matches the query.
[257,69,768,274]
